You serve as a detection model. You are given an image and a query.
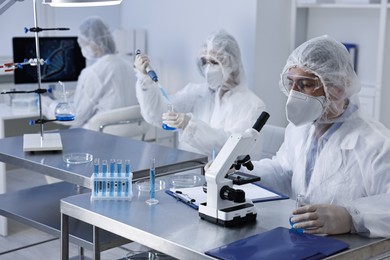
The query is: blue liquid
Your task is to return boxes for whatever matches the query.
[118,180,122,196]
[150,169,155,200]
[102,161,107,196]
[93,159,99,196]
[56,114,75,121]
[289,216,304,234]
[125,180,129,197]
[125,161,130,197]
[162,123,176,131]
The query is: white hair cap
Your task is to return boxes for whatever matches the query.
[279,35,361,123]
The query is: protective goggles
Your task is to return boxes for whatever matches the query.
[281,73,322,95]
[200,57,219,66]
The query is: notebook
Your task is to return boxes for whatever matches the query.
[205,227,349,260]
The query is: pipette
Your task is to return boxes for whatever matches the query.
[135,49,176,131]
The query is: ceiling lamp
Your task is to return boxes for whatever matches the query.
[42,0,122,7]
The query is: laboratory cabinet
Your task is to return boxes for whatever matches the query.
[291,0,390,127]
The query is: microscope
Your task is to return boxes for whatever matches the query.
[198,112,270,227]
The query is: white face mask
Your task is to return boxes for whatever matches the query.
[204,64,223,91]
[81,45,97,60]
[286,90,326,126]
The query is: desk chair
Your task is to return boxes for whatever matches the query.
[85,105,153,141]
[261,124,285,159]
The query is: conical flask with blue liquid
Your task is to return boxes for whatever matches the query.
[54,81,75,121]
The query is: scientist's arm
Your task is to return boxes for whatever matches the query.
[168,95,266,155]
[134,55,167,127]
[71,70,102,127]
[291,135,390,237]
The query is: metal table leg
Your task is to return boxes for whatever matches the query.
[61,213,69,260]
[93,225,101,260]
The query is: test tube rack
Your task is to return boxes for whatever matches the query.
[91,159,133,201]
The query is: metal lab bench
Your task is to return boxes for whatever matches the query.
[61,189,390,260]
[0,128,207,257]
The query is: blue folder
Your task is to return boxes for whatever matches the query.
[205,227,349,260]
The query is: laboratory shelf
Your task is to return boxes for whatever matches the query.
[297,3,381,8]
[0,182,130,252]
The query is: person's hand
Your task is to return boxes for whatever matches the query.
[134,54,149,75]
[290,204,352,235]
[162,112,191,130]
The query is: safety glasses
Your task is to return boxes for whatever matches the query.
[281,73,322,95]
[200,57,219,66]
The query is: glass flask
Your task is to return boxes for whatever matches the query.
[54,81,75,121]
[162,103,176,131]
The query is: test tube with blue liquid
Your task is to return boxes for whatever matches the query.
[146,158,159,205]
[102,160,108,197]
[117,159,122,196]
[109,159,115,197]
[93,158,99,196]
[125,160,131,198]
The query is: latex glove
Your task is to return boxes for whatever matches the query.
[290,204,352,235]
[134,54,149,75]
[162,112,191,130]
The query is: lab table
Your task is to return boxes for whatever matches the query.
[0,128,207,256]
[61,188,390,260]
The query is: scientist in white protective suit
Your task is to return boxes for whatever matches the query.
[250,35,390,238]
[134,30,266,157]
[42,16,138,128]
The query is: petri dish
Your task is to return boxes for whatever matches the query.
[170,174,202,188]
[63,153,93,164]
[136,180,166,192]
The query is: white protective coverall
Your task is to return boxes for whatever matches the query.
[252,35,390,238]
[42,16,138,128]
[135,30,266,157]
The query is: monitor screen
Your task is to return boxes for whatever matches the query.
[12,36,86,84]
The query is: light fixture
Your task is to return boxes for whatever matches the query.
[42,0,122,7]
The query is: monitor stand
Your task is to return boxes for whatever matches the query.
[23,133,63,152]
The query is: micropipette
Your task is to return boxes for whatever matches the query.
[135,50,176,131]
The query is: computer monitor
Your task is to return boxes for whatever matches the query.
[12,36,86,84]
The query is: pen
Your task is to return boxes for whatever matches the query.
[171,190,198,210]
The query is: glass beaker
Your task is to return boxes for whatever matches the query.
[54,81,75,121]
[55,102,75,121]
[162,104,176,131]
[289,194,305,234]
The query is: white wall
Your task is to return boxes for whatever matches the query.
[255,0,291,127]
[120,0,258,95]
[0,2,121,58]
[1,0,289,127]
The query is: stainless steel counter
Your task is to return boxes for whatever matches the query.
[0,128,208,255]
[0,128,208,188]
[61,186,390,260]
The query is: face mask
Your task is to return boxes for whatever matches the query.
[204,64,223,91]
[286,90,326,126]
[81,45,97,60]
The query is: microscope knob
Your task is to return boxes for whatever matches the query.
[220,186,245,203]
